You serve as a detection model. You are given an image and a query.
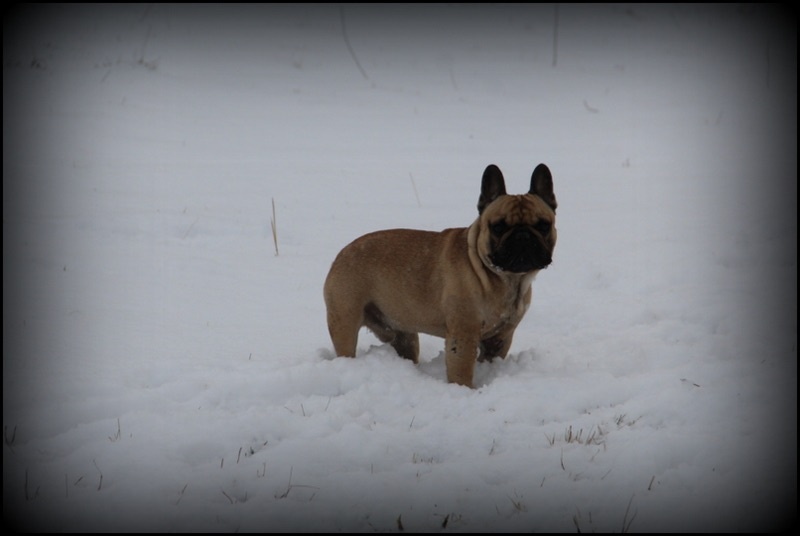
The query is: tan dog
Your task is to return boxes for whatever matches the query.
[324,164,557,388]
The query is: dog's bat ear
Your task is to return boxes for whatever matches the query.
[529,163,557,212]
[478,164,507,214]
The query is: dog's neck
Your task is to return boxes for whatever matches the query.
[466,222,494,293]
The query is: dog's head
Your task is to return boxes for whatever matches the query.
[475,164,557,274]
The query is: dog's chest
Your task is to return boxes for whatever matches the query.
[482,280,531,335]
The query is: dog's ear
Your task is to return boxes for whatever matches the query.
[529,163,557,212]
[478,164,507,214]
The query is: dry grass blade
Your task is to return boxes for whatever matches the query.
[271,198,279,256]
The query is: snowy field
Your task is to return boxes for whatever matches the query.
[3,4,796,532]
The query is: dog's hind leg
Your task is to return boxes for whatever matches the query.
[363,303,420,363]
[325,302,362,358]
[388,331,420,363]
[478,333,513,362]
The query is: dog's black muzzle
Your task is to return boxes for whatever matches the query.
[490,227,552,273]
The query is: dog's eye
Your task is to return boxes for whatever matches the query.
[490,221,509,236]
[535,220,552,234]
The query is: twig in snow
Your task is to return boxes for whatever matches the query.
[276,466,294,499]
[275,466,319,499]
[340,6,368,80]
[270,198,279,256]
[135,25,158,70]
[108,418,121,442]
[176,484,188,505]
[93,459,104,491]
[508,491,526,512]
[621,494,637,532]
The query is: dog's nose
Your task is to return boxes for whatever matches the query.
[511,228,532,243]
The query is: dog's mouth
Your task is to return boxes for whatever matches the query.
[490,228,552,273]
[490,253,551,274]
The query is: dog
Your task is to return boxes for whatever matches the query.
[324,163,557,387]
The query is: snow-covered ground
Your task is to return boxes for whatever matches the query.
[3,4,796,532]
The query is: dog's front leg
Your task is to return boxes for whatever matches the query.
[445,329,480,388]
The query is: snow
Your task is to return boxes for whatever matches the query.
[3,4,796,532]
